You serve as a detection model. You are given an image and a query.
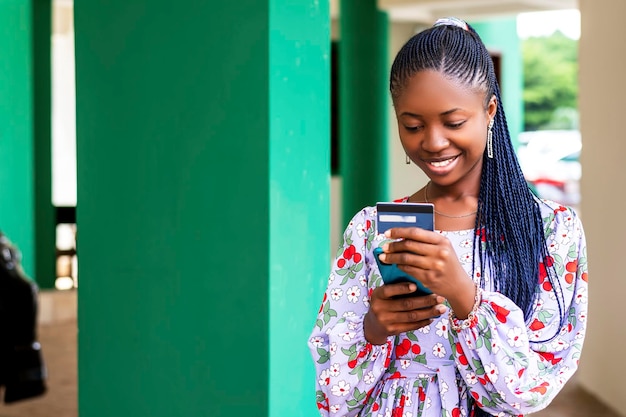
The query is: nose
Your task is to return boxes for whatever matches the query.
[421,126,449,153]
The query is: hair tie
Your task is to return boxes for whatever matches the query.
[433,17,469,31]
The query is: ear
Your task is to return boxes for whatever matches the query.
[486,94,497,122]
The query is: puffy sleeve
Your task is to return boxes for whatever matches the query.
[308,209,393,416]
[449,205,588,416]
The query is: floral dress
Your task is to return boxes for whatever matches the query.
[308,198,588,417]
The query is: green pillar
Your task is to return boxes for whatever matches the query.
[75,1,328,416]
[0,0,56,288]
[471,18,524,149]
[339,0,389,225]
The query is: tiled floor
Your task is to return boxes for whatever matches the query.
[0,291,621,417]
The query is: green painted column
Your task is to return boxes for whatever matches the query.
[339,0,389,225]
[75,1,328,416]
[0,0,56,288]
[471,18,524,149]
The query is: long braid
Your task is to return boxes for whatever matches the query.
[390,21,565,417]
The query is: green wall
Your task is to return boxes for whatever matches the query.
[0,0,55,288]
[472,18,524,148]
[75,1,328,416]
[339,0,389,225]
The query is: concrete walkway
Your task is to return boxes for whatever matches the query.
[0,290,620,417]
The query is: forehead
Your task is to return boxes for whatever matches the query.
[394,70,486,114]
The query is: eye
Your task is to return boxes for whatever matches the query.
[446,121,466,129]
[403,125,423,132]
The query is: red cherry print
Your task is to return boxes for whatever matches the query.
[395,339,411,357]
[529,319,545,331]
[337,258,346,268]
[566,260,578,272]
[353,252,362,263]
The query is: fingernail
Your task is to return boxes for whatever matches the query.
[436,296,445,304]
[437,305,447,315]
[382,244,389,252]
[379,253,387,262]
[384,230,391,237]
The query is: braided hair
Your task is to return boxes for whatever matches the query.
[390,19,564,334]
[390,17,565,417]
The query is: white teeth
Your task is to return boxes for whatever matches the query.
[430,157,456,167]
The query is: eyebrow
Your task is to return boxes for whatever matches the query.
[400,108,463,118]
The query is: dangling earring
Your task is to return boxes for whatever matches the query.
[487,118,495,159]
[405,154,411,165]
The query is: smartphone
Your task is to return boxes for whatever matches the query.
[374,202,435,297]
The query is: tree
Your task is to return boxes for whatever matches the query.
[522,31,578,131]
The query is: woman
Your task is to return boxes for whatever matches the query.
[309,17,587,417]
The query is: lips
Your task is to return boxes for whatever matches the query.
[423,155,460,174]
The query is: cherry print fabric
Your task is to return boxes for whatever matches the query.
[309,198,588,417]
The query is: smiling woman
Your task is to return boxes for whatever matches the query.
[309,16,588,417]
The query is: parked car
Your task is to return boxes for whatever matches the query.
[516,130,581,207]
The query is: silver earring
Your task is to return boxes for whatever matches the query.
[405,154,411,165]
[487,118,494,159]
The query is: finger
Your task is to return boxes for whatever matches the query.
[379,282,419,299]
[395,303,448,323]
[384,239,443,257]
[387,319,435,335]
[384,227,443,244]
[388,293,444,312]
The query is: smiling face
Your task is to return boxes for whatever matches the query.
[394,70,497,188]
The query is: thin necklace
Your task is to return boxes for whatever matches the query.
[424,182,477,219]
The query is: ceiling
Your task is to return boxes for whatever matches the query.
[331,0,578,22]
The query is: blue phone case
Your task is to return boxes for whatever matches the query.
[373,247,433,297]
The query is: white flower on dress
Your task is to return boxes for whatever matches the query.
[329,363,341,376]
[575,330,585,340]
[417,324,431,334]
[578,311,587,323]
[405,390,413,406]
[329,404,341,413]
[484,362,499,383]
[330,288,343,301]
[507,327,525,347]
[364,371,376,384]
[547,241,560,253]
[459,238,472,248]
[363,296,370,308]
[318,369,330,386]
[348,321,359,331]
[400,359,411,369]
[459,252,472,264]
[404,412,414,417]
[440,380,449,394]
[491,339,500,354]
[356,223,367,237]
[343,311,356,319]
[329,342,337,356]
[435,320,448,337]
[310,336,324,347]
[328,273,336,285]
[551,338,569,352]
[575,287,587,305]
[341,331,356,341]
[556,231,571,245]
[504,374,516,387]
[347,286,361,303]
[432,343,446,358]
[331,380,351,397]
[497,390,507,401]
[359,275,367,287]
[465,372,478,385]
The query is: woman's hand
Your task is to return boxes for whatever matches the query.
[377,227,477,322]
[364,283,447,345]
